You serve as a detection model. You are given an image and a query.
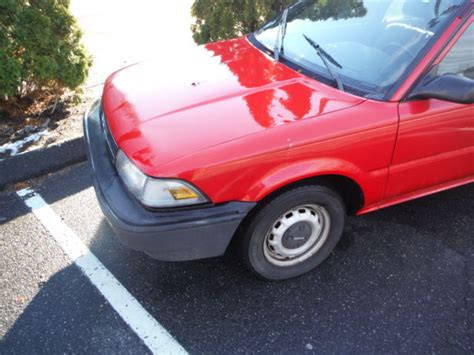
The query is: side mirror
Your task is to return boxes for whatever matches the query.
[408,74,474,104]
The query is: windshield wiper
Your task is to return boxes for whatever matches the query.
[428,5,460,28]
[274,8,289,61]
[303,34,344,91]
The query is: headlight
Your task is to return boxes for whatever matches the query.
[115,150,208,208]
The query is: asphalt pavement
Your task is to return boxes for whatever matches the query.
[1,162,473,354]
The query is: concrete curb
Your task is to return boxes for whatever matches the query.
[0,136,86,189]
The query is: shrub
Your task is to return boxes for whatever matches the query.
[191,0,368,45]
[191,0,293,45]
[0,0,91,103]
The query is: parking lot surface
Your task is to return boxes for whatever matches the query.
[1,162,473,354]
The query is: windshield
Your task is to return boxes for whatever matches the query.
[255,0,465,97]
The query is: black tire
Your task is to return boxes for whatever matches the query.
[240,185,346,280]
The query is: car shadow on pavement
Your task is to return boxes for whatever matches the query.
[361,183,474,256]
[83,184,473,353]
[0,163,93,225]
[0,263,151,354]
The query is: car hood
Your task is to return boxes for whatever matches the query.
[102,37,365,176]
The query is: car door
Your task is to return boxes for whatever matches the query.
[385,17,474,200]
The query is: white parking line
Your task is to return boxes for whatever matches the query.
[17,188,188,355]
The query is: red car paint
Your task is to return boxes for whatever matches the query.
[102,10,474,216]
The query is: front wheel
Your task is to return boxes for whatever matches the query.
[241,185,346,280]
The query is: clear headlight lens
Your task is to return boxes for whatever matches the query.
[115,150,208,208]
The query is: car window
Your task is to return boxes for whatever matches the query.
[255,0,465,97]
[437,22,474,80]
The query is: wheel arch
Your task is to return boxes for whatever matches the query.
[244,159,367,215]
[254,174,364,216]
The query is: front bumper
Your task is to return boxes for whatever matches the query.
[83,105,255,261]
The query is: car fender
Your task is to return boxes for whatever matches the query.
[243,157,386,209]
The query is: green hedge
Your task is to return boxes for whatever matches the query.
[191,0,293,45]
[191,0,369,45]
[0,0,91,100]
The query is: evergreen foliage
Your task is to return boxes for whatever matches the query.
[0,0,91,101]
[191,0,294,44]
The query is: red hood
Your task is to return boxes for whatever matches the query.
[102,37,365,176]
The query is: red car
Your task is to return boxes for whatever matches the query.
[84,0,474,280]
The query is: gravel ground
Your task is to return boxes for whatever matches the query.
[0,92,96,159]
